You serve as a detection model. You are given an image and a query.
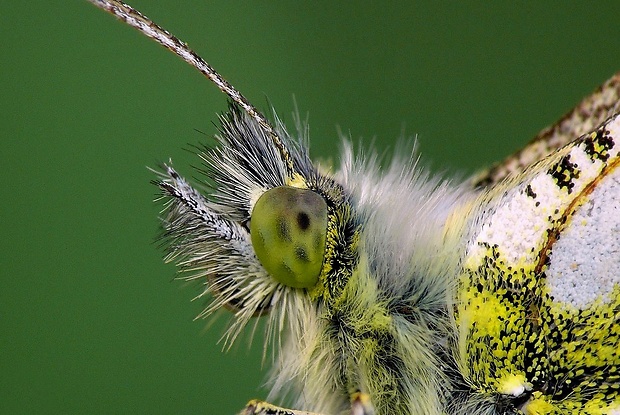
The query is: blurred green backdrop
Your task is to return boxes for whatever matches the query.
[1,1,619,414]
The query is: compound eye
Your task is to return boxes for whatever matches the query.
[250,186,327,288]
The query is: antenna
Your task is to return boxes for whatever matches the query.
[88,0,294,173]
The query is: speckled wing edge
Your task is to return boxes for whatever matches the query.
[472,73,620,189]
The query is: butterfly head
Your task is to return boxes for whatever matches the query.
[156,103,358,343]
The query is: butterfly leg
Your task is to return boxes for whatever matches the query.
[240,400,321,415]
[240,393,375,415]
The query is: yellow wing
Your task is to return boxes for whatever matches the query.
[460,112,620,414]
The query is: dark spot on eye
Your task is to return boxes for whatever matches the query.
[295,246,309,262]
[314,232,323,249]
[277,217,291,242]
[297,212,310,231]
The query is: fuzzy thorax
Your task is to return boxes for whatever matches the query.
[268,143,475,414]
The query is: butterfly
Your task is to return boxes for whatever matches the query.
[89,1,620,414]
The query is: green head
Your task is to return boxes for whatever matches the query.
[250,186,328,289]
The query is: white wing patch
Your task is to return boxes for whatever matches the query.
[546,163,620,308]
[470,114,620,271]
[470,155,570,267]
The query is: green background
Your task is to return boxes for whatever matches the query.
[2,1,619,414]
